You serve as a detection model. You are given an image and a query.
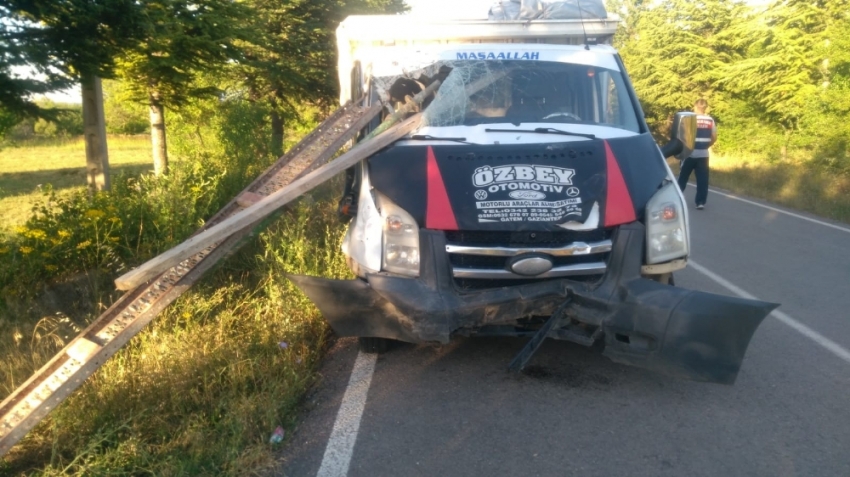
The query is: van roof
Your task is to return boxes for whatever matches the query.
[337,14,620,47]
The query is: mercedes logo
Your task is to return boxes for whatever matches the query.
[566,187,580,197]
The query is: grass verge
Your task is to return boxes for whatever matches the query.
[1,103,353,474]
[0,136,151,229]
[672,153,850,224]
[0,187,351,475]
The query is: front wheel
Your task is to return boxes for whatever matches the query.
[358,337,393,354]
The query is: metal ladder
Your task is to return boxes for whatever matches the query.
[0,101,381,457]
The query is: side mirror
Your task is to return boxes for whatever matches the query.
[660,112,697,159]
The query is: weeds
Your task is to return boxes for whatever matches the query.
[0,135,151,229]
[0,99,345,475]
[0,160,226,307]
[672,152,850,224]
[2,187,351,476]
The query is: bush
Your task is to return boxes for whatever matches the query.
[0,158,227,306]
[0,93,352,475]
[0,95,324,309]
[0,107,20,139]
[103,80,150,135]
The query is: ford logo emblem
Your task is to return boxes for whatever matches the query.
[508,191,545,200]
[508,255,554,276]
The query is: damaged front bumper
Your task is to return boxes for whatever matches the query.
[288,223,777,384]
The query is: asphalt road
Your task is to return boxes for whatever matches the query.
[275,185,850,477]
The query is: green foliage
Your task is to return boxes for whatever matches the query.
[0,91,351,474]
[617,0,850,168]
[0,106,20,139]
[237,0,408,113]
[36,110,84,138]
[3,101,84,141]
[0,0,148,118]
[0,92,312,303]
[102,80,149,135]
[618,0,743,132]
[0,163,226,304]
[719,0,834,130]
[1,194,350,476]
[114,0,255,109]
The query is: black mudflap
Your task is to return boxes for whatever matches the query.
[286,275,422,343]
[601,277,778,384]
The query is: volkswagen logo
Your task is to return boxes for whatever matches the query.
[474,189,488,200]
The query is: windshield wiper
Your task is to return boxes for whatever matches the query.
[408,134,474,145]
[484,127,596,140]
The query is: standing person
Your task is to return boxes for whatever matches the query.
[678,98,717,209]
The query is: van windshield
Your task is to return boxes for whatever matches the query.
[421,60,640,133]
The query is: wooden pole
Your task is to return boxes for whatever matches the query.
[81,77,111,192]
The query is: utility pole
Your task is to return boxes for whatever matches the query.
[82,77,111,192]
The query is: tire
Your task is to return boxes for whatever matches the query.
[358,337,393,354]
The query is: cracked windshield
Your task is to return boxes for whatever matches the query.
[421,60,640,132]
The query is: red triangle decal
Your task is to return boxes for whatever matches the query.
[603,141,637,227]
[425,146,459,230]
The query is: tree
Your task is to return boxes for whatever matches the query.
[0,0,148,118]
[720,0,847,156]
[616,0,745,133]
[236,0,407,156]
[113,0,254,175]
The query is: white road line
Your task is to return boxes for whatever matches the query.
[688,182,850,234]
[690,260,850,365]
[316,351,377,477]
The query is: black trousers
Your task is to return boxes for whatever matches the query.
[677,156,709,205]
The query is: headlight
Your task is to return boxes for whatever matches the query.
[375,192,420,276]
[645,182,689,264]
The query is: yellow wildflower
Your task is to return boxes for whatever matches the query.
[84,209,105,220]
[19,246,33,255]
[58,230,72,238]
[28,229,47,240]
[76,240,92,249]
[0,246,8,254]
[45,265,58,271]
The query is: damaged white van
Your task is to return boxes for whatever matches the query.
[289,6,777,384]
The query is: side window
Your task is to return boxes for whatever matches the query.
[596,70,638,131]
[601,72,620,124]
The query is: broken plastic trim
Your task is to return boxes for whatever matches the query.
[289,224,778,384]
